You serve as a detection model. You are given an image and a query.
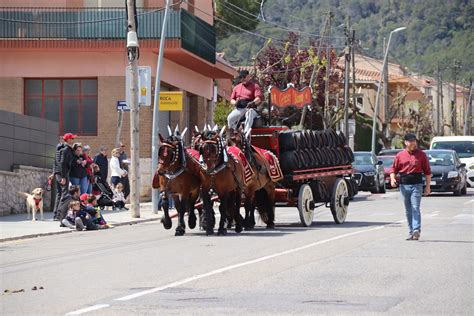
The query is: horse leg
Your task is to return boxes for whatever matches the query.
[234,191,243,233]
[175,198,186,236]
[217,196,227,236]
[160,193,172,230]
[266,185,276,229]
[188,196,198,230]
[202,191,214,236]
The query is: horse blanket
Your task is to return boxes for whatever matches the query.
[226,146,254,186]
[252,145,283,182]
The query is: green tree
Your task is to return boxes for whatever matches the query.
[215,0,261,39]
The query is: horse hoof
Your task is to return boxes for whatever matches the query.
[206,229,214,236]
[175,229,185,236]
[161,217,172,230]
[266,223,275,229]
[235,225,243,234]
[217,228,227,236]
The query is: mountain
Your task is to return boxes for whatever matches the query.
[216,0,473,82]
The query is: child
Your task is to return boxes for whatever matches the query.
[61,200,82,230]
[85,194,110,229]
[112,183,128,211]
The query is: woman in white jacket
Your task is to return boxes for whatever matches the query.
[110,148,127,188]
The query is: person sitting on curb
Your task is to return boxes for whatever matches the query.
[58,185,81,224]
[61,201,82,230]
[81,194,110,229]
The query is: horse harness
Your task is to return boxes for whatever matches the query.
[158,140,188,192]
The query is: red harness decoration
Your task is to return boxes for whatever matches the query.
[252,145,283,182]
[33,198,42,210]
[186,148,200,160]
[226,146,254,186]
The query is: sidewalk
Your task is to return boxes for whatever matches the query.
[0,203,169,242]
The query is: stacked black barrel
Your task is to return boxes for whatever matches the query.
[278,129,355,174]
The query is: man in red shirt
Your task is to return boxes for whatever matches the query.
[228,70,263,133]
[390,133,432,240]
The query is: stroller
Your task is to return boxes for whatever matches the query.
[92,175,115,210]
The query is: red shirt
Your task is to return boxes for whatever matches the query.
[392,149,431,175]
[231,82,263,101]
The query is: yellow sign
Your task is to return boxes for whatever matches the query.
[159,91,183,111]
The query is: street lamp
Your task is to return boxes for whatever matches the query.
[371,26,406,153]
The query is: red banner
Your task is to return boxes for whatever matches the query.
[270,86,312,108]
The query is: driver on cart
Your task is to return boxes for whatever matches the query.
[227,70,262,133]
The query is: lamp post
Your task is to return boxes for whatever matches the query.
[371,26,406,153]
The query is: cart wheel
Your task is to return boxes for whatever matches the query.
[330,178,349,224]
[298,184,315,227]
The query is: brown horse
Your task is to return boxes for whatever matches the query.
[228,127,277,229]
[152,128,202,236]
[198,128,245,236]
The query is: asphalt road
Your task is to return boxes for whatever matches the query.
[1,189,473,315]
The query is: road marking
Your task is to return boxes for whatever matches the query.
[66,304,110,315]
[114,224,390,302]
[463,199,474,205]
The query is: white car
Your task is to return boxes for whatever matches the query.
[430,136,474,187]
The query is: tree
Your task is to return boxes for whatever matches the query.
[252,32,343,129]
[215,0,261,39]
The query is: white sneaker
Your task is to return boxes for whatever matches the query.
[412,230,420,240]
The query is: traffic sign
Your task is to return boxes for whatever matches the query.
[117,101,130,112]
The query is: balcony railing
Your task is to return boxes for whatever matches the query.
[0,7,215,63]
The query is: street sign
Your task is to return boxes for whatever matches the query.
[126,66,152,106]
[117,100,130,112]
[159,91,183,111]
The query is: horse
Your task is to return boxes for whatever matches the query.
[152,127,202,236]
[228,127,278,230]
[198,127,246,236]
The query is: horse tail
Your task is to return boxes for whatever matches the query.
[254,188,271,224]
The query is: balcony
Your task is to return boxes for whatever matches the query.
[0,7,216,64]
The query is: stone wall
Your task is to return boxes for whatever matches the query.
[0,165,52,216]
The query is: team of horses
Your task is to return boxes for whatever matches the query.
[152,125,280,236]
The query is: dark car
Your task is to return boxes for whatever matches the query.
[424,150,467,196]
[352,152,386,193]
[377,155,399,189]
[378,149,403,156]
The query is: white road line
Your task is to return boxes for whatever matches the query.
[66,304,110,315]
[463,199,474,205]
[114,224,390,302]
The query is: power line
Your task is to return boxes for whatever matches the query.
[188,2,345,50]
[0,4,181,25]
[222,0,344,39]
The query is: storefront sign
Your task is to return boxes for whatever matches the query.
[125,66,152,106]
[159,91,183,111]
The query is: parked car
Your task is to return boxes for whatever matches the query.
[378,148,402,156]
[424,150,467,196]
[430,136,474,187]
[377,155,399,189]
[352,152,386,193]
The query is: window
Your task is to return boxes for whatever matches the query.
[24,79,98,135]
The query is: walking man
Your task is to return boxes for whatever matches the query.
[390,133,431,240]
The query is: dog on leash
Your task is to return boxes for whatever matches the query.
[17,188,44,221]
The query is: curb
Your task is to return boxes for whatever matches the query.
[0,211,179,243]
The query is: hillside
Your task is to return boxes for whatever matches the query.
[216,0,473,82]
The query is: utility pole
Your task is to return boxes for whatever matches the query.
[323,12,333,128]
[440,71,444,135]
[126,0,140,218]
[371,26,406,154]
[451,60,461,135]
[350,29,356,150]
[464,78,473,136]
[151,0,171,213]
[436,62,441,135]
[343,16,351,138]
[383,36,389,140]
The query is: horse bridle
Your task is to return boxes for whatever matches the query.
[200,137,228,175]
[158,140,187,180]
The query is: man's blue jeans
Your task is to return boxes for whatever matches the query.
[400,183,423,234]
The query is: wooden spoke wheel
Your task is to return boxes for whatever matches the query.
[298,184,315,227]
[330,178,349,224]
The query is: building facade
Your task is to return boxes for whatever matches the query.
[0,0,236,198]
